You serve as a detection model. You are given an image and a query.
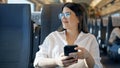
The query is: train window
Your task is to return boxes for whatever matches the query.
[111,13,120,26]
[96,19,101,26]
[31,12,41,25]
[102,17,108,26]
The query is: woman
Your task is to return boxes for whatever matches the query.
[109,27,120,44]
[34,3,103,68]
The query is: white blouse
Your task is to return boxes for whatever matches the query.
[34,31,103,68]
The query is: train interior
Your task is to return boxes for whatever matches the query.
[0,0,120,68]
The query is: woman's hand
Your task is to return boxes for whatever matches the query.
[69,47,95,68]
[69,47,90,59]
[61,56,78,67]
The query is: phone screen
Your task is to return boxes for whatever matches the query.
[64,45,78,56]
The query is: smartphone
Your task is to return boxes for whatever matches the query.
[64,45,78,56]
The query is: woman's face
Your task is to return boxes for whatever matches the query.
[61,7,79,30]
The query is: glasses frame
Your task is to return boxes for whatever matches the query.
[58,12,71,20]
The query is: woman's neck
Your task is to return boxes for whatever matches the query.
[66,29,80,45]
[66,29,79,36]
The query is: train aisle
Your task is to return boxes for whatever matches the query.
[101,53,120,68]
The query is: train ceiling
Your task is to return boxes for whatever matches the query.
[28,0,120,16]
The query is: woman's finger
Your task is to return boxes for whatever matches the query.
[74,47,84,51]
[69,52,78,59]
[62,58,77,67]
[62,56,73,61]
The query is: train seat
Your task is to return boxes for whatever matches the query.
[40,4,63,44]
[0,4,32,68]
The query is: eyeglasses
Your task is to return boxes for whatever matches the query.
[58,12,71,20]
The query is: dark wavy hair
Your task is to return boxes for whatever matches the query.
[58,2,88,33]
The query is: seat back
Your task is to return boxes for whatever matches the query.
[99,17,107,50]
[87,18,93,33]
[96,19,101,39]
[0,4,32,68]
[94,19,99,37]
[40,4,63,44]
[32,23,41,67]
[101,18,107,42]
[105,16,113,46]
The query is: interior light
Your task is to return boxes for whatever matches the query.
[60,0,64,3]
[90,0,102,8]
[66,0,72,2]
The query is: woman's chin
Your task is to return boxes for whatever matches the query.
[63,25,69,29]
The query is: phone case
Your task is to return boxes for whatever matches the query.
[64,45,78,56]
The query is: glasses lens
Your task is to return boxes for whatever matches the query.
[58,12,71,20]
[65,12,70,18]
[58,13,63,20]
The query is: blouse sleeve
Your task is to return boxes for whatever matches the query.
[90,35,103,68]
[33,34,63,68]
